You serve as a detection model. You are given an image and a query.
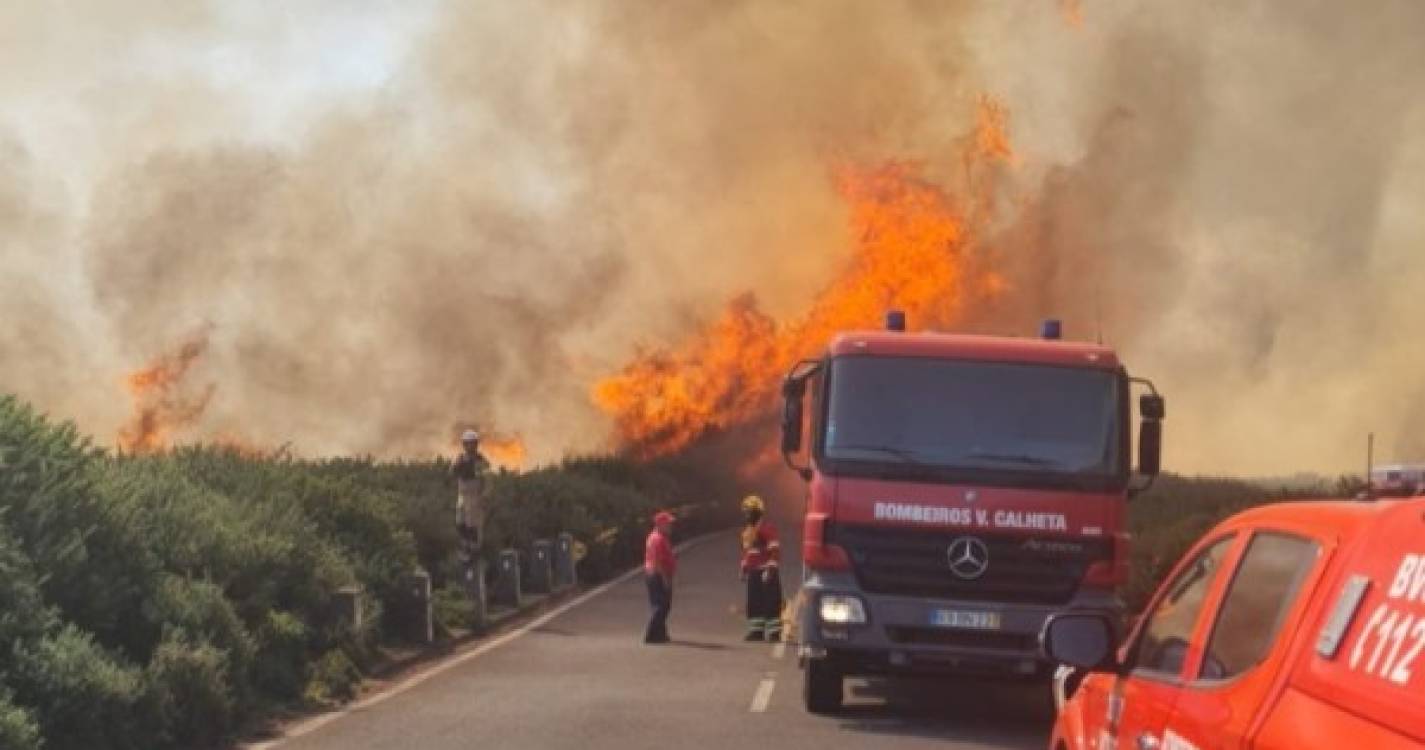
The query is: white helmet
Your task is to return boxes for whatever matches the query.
[461,429,480,444]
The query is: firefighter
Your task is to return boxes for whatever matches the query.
[452,430,490,551]
[739,495,783,642]
[644,511,677,644]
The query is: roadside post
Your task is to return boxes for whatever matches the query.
[463,552,489,629]
[555,533,578,589]
[493,549,522,609]
[527,539,554,594]
[403,570,433,644]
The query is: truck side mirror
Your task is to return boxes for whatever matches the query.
[781,380,805,455]
[1140,393,1166,420]
[1138,419,1162,476]
[1040,611,1120,672]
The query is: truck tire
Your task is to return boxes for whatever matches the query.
[803,658,843,714]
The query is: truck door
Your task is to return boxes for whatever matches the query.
[1104,535,1237,750]
[1160,531,1324,749]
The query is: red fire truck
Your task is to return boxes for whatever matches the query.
[779,314,1165,713]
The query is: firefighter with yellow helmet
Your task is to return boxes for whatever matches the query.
[739,494,783,641]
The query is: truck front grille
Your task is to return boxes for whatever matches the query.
[831,524,1111,605]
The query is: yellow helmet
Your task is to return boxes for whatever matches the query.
[741,495,766,513]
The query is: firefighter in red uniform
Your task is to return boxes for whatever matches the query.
[739,495,783,642]
[643,511,677,644]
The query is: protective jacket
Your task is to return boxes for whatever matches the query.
[741,519,782,640]
[452,452,490,536]
[740,520,780,575]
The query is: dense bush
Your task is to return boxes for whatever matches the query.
[10,625,147,750]
[0,525,55,672]
[0,393,702,749]
[252,610,310,701]
[144,635,236,750]
[304,649,363,705]
[0,397,157,659]
[0,688,41,750]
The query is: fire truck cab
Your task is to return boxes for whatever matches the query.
[780,315,1165,713]
[1042,495,1425,749]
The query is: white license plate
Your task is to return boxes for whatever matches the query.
[930,609,1001,630]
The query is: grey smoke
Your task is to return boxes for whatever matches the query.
[0,0,1421,475]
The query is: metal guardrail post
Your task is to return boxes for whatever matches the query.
[527,539,554,594]
[555,532,577,589]
[461,551,489,629]
[493,549,522,608]
[404,570,433,644]
[335,585,363,634]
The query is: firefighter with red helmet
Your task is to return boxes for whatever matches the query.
[739,495,783,642]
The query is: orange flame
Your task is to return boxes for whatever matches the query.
[118,327,216,454]
[595,100,1014,458]
[481,434,529,470]
[973,95,1015,165]
[1059,0,1085,28]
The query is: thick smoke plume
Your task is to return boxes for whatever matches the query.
[0,1,1421,476]
[972,0,1425,475]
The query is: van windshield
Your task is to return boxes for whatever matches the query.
[821,356,1124,485]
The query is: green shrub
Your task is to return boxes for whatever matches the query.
[0,525,55,675]
[0,688,41,750]
[0,391,732,748]
[355,460,461,590]
[481,462,666,583]
[143,636,234,750]
[252,610,309,701]
[145,576,256,712]
[304,649,361,705]
[432,584,476,633]
[10,625,145,750]
[0,397,158,658]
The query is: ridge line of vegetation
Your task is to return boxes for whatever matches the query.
[0,393,1357,748]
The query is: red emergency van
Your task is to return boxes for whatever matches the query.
[1041,495,1425,749]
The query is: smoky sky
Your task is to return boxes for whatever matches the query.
[0,0,1421,474]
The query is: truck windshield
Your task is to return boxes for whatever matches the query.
[822,356,1123,484]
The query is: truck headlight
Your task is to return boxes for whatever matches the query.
[819,594,868,625]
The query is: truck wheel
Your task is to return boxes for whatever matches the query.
[803,658,843,714]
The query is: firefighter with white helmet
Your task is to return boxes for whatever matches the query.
[452,429,491,549]
[739,494,783,641]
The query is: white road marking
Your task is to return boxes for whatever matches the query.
[750,675,777,713]
[249,533,722,749]
[772,640,787,660]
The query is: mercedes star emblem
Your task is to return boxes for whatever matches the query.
[947,537,990,580]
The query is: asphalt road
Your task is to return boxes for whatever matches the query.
[265,525,1050,750]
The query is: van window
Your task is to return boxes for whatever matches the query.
[1134,535,1235,678]
[1200,533,1319,680]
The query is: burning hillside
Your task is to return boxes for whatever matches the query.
[117,326,216,454]
[118,328,530,470]
[4,2,1421,476]
[594,102,1013,459]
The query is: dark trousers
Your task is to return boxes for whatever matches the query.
[645,573,672,643]
[745,569,783,637]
